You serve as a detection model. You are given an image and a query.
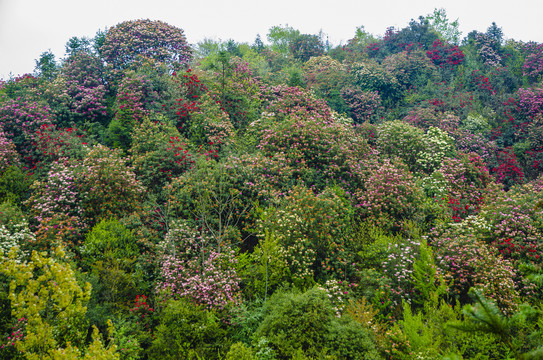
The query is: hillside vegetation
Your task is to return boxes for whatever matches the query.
[1,12,543,359]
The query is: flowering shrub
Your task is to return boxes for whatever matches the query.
[376,120,427,171]
[31,124,90,175]
[156,220,241,310]
[522,42,543,81]
[382,237,421,308]
[517,86,543,119]
[80,144,145,226]
[355,159,424,232]
[0,73,42,102]
[129,295,154,335]
[0,219,33,259]
[0,99,52,169]
[437,153,492,222]
[340,86,382,123]
[416,126,456,173]
[479,179,543,265]
[129,117,194,196]
[426,39,464,68]
[317,279,355,317]
[452,128,497,162]
[44,52,108,127]
[474,33,502,68]
[258,111,371,193]
[157,251,241,311]
[188,93,235,148]
[25,160,85,230]
[108,71,157,149]
[489,147,525,189]
[257,185,355,281]
[100,19,192,73]
[0,130,19,173]
[433,234,519,314]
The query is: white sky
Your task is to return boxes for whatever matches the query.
[1,0,543,80]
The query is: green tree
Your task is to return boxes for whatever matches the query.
[289,34,325,62]
[34,50,58,81]
[1,246,106,358]
[267,24,300,55]
[425,8,461,45]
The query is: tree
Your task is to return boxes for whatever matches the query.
[448,289,543,358]
[0,246,91,358]
[486,22,504,47]
[267,24,300,55]
[289,34,325,62]
[99,19,192,72]
[64,36,92,57]
[425,8,461,45]
[34,51,58,81]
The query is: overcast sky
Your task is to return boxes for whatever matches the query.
[1,0,543,80]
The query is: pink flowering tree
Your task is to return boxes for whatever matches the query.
[43,52,109,128]
[0,100,52,170]
[433,234,519,314]
[522,42,543,83]
[100,19,192,74]
[156,220,241,311]
[340,86,382,123]
[108,71,157,149]
[355,159,424,232]
[0,129,19,173]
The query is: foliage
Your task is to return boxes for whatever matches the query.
[147,299,229,359]
[289,34,325,62]
[0,246,94,358]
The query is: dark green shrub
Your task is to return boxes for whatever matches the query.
[326,315,382,359]
[147,299,229,359]
[254,287,334,358]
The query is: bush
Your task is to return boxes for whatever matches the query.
[254,287,335,358]
[147,299,229,359]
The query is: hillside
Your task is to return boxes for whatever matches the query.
[1,16,543,359]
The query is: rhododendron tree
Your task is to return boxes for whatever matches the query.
[261,85,333,123]
[108,71,157,149]
[0,129,19,173]
[79,145,145,226]
[43,52,109,128]
[156,220,241,310]
[376,120,427,172]
[340,86,382,123]
[100,19,192,73]
[433,234,519,313]
[522,42,543,82]
[437,152,492,222]
[258,111,372,193]
[355,159,424,232]
[0,99,52,169]
[478,178,543,265]
[257,185,355,281]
